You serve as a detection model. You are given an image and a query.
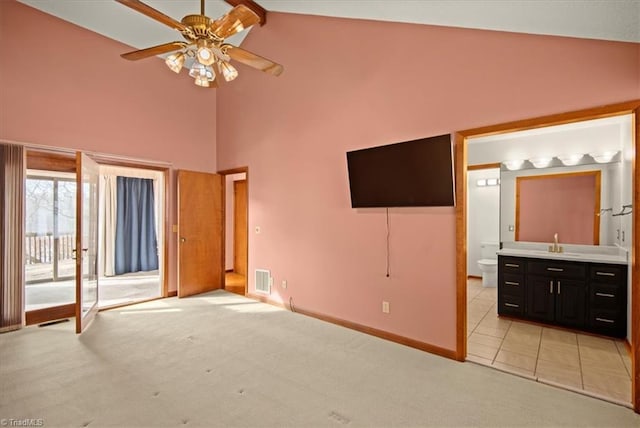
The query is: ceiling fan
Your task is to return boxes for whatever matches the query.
[115,0,283,88]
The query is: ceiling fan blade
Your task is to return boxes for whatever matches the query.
[224,45,283,76]
[121,42,188,61]
[211,5,261,40]
[116,0,190,33]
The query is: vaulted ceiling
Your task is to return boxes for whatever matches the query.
[17,0,640,54]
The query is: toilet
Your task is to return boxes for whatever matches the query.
[477,242,499,287]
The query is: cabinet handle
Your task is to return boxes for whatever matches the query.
[504,303,519,308]
[557,281,561,295]
[505,263,519,268]
[596,272,615,277]
[505,281,519,286]
[549,280,553,294]
[595,317,615,324]
[547,267,564,272]
[595,292,615,298]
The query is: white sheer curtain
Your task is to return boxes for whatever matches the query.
[0,143,25,332]
[100,175,117,277]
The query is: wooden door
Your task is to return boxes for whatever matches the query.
[177,170,223,297]
[75,152,100,333]
[233,180,248,276]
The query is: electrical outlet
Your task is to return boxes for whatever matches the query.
[282,280,287,289]
[269,277,274,287]
[382,301,390,313]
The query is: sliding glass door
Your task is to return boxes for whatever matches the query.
[24,173,76,314]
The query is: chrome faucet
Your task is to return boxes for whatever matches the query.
[549,233,563,253]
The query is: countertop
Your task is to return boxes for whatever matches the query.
[496,248,628,265]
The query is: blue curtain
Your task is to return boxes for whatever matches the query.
[115,177,158,275]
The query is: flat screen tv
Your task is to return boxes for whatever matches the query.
[346,134,455,208]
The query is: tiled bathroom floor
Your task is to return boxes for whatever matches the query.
[467,278,632,406]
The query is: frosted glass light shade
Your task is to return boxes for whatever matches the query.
[557,154,583,166]
[589,151,618,163]
[529,157,552,168]
[219,61,238,82]
[165,52,185,73]
[503,160,524,171]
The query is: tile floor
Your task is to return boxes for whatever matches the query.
[467,278,632,406]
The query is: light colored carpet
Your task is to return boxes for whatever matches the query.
[24,271,160,310]
[1,290,639,427]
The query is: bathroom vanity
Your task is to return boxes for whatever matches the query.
[497,249,627,338]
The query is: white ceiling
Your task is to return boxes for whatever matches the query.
[18,0,640,53]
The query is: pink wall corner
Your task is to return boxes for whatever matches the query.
[0,1,218,292]
[216,12,639,351]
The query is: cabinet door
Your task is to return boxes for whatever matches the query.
[554,278,586,328]
[526,275,555,322]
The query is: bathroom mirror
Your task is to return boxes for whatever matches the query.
[500,159,621,246]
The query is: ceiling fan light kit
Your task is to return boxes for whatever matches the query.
[116,0,283,88]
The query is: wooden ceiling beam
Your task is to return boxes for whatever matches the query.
[224,0,266,26]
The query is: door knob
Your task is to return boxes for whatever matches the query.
[180,237,186,243]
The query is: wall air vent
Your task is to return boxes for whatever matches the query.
[255,269,271,294]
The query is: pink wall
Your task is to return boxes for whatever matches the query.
[0,1,218,292]
[217,13,639,351]
[518,173,598,244]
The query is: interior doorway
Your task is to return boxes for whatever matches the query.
[456,101,640,411]
[221,169,248,295]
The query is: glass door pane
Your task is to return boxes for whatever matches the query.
[25,174,76,312]
[75,153,99,333]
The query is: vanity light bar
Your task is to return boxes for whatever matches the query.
[502,150,620,170]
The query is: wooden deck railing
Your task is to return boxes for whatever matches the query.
[25,233,75,264]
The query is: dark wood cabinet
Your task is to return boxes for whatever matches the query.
[587,264,628,337]
[497,257,524,316]
[497,255,626,338]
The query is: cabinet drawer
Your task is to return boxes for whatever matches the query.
[588,309,625,336]
[499,257,524,274]
[589,283,624,311]
[528,260,586,279]
[499,273,524,297]
[589,264,626,284]
[498,294,523,316]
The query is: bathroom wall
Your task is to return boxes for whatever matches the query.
[467,169,501,277]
